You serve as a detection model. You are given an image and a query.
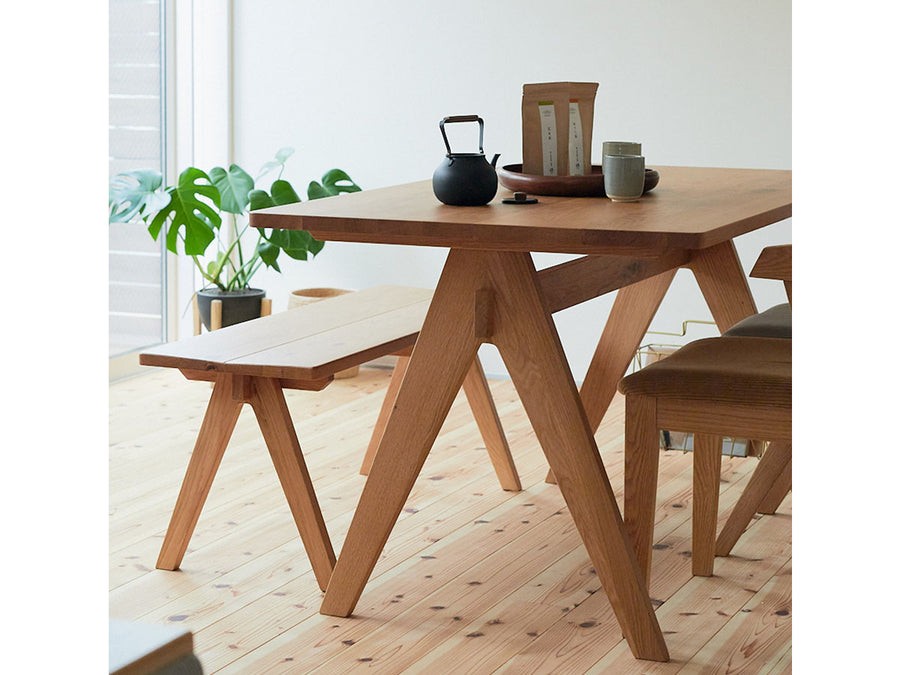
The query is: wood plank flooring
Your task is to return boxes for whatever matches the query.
[109,366,791,673]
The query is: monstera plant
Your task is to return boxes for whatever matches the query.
[109,147,360,329]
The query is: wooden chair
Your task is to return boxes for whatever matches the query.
[619,244,792,582]
[619,336,791,582]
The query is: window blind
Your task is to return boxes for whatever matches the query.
[108,0,165,357]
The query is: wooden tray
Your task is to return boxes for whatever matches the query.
[497,164,660,198]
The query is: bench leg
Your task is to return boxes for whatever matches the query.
[461,356,520,491]
[757,456,792,515]
[157,375,243,570]
[716,441,792,557]
[361,354,520,491]
[624,394,661,588]
[249,376,336,592]
[360,353,411,476]
[693,433,723,577]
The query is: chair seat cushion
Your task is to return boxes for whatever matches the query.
[618,337,791,406]
[723,303,791,338]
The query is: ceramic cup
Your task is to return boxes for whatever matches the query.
[604,154,645,202]
[602,141,641,165]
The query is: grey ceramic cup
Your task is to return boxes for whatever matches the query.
[602,141,642,164]
[604,154,645,202]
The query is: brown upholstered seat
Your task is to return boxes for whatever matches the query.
[618,336,791,405]
[723,302,791,339]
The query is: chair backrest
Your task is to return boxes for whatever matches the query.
[750,244,791,305]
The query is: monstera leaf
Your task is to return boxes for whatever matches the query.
[256,146,295,182]
[209,164,254,214]
[109,148,359,290]
[307,169,362,200]
[108,169,170,223]
[148,167,221,255]
[250,178,323,269]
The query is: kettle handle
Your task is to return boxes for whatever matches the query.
[439,115,484,156]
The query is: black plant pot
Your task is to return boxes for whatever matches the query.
[196,288,266,331]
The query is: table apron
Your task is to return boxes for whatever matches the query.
[537,249,693,313]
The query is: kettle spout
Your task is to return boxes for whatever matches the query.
[490,153,500,168]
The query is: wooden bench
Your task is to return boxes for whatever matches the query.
[140,285,519,592]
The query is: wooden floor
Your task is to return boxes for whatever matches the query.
[109,365,791,673]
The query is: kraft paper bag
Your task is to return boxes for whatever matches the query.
[522,82,598,176]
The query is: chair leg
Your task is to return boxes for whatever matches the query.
[692,433,723,576]
[157,375,243,570]
[756,457,792,515]
[716,441,792,557]
[623,394,661,588]
[461,356,521,491]
[360,354,410,476]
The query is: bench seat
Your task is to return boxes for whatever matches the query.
[141,286,433,385]
[140,286,517,592]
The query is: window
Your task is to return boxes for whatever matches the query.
[108,0,167,359]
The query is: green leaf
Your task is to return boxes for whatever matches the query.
[108,169,169,222]
[275,147,295,163]
[307,169,361,200]
[256,147,295,182]
[262,228,319,261]
[256,160,282,180]
[321,168,362,194]
[307,181,329,200]
[147,167,221,255]
[256,239,281,270]
[248,189,275,211]
[308,236,325,256]
[210,164,254,214]
[270,180,301,205]
[248,180,301,212]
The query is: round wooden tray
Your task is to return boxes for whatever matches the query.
[497,164,660,198]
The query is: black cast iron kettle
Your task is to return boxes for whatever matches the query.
[432,115,500,206]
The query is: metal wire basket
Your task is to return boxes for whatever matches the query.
[632,320,765,458]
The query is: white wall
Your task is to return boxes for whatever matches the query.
[228,0,791,380]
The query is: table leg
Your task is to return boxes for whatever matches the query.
[361,354,519,491]
[488,251,668,661]
[546,269,676,484]
[320,250,482,617]
[359,353,410,476]
[320,248,668,661]
[461,356,521,491]
[688,240,759,331]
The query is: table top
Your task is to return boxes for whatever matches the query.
[250,166,791,255]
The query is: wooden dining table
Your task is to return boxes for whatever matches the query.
[250,165,792,661]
